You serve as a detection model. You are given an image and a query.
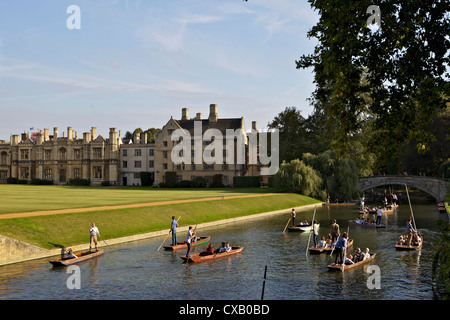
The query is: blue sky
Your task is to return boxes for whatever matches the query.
[0,0,319,140]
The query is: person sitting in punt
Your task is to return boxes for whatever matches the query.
[297,220,309,226]
[218,242,226,253]
[344,255,355,265]
[66,248,77,259]
[326,234,333,247]
[318,236,327,249]
[224,242,232,252]
[200,243,215,256]
[397,235,406,245]
[362,248,371,260]
[352,248,362,262]
[412,233,422,246]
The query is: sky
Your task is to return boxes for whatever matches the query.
[0,0,319,140]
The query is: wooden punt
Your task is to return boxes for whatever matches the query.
[348,220,385,228]
[49,250,103,267]
[395,243,422,250]
[322,202,356,206]
[309,239,353,254]
[287,223,319,232]
[327,253,376,271]
[163,236,210,251]
[180,246,244,263]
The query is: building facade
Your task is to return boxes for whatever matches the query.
[6,127,120,186]
[1,104,267,186]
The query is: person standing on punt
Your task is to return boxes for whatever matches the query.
[170,216,179,246]
[333,232,348,265]
[330,219,340,244]
[376,207,383,225]
[89,222,100,252]
[291,209,296,226]
[185,226,196,257]
[406,218,417,247]
[313,220,319,248]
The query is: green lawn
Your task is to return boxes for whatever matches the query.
[0,193,320,249]
[0,185,284,214]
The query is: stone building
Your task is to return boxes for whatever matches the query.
[154,104,248,186]
[120,131,156,186]
[0,141,11,183]
[7,127,120,186]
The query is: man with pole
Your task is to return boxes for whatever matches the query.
[89,222,100,252]
[170,216,179,246]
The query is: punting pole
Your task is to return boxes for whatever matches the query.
[282,216,291,233]
[98,234,113,250]
[404,185,417,231]
[306,206,317,255]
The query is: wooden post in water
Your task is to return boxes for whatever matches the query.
[261,265,267,300]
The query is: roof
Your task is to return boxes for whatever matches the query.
[175,118,244,135]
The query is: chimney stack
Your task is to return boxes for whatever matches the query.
[252,121,257,131]
[53,127,59,139]
[44,129,49,141]
[182,108,189,120]
[67,127,73,141]
[196,113,202,120]
[91,127,97,140]
[208,104,218,123]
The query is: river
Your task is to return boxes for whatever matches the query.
[0,202,446,300]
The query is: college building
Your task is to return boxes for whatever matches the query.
[0,104,267,186]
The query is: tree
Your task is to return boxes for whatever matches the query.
[302,150,359,201]
[272,159,326,200]
[296,0,449,159]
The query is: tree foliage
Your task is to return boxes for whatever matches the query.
[296,0,450,158]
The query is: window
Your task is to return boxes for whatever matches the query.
[20,149,29,160]
[93,166,102,179]
[149,149,154,156]
[163,141,168,147]
[73,168,81,179]
[163,151,168,159]
[93,148,102,158]
[123,149,127,157]
[135,149,141,156]
[20,167,29,179]
[59,148,66,160]
[0,171,7,179]
[135,161,141,168]
[149,160,154,168]
[44,168,52,180]
[134,172,140,179]
[44,150,52,160]
[163,163,168,170]
[0,152,7,165]
[122,161,127,168]
[73,149,81,160]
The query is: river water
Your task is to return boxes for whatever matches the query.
[0,202,446,300]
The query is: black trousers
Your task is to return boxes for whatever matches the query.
[186,242,191,257]
[334,247,343,264]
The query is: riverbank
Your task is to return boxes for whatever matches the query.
[0,192,321,266]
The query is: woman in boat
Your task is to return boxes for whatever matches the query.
[66,248,77,259]
[318,236,327,249]
[224,242,232,252]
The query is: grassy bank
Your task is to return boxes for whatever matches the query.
[0,193,320,249]
[0,185,284,214]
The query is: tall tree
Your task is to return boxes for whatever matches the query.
[296,0,449,159]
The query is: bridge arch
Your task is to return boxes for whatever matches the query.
[358,175,449,202]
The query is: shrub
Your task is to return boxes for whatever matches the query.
[233,176,261,188]
[191,176,207,188]
[6,177,17,184]
[68,178,91,186]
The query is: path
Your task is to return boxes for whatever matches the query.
[0,193,279,219]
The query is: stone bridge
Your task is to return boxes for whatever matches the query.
[358,175,449,202]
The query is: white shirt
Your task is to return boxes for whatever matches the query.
[186,230,192,243]
[90,226,99,236]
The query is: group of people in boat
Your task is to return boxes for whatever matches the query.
[397,217,422,247]
[200,242,232,256]
[353,217,378,225]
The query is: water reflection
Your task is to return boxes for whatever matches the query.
[0,202,445,300]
